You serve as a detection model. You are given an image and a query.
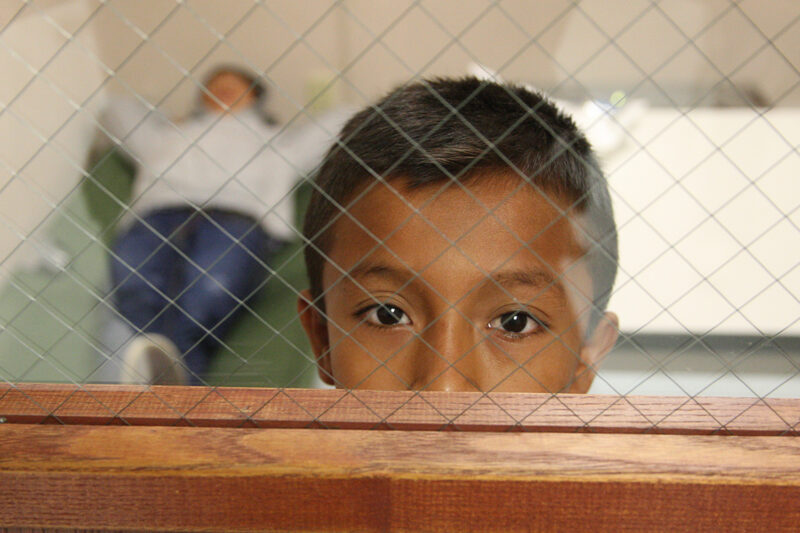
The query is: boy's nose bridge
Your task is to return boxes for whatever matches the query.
[410,310,483,392]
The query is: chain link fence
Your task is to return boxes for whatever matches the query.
[0,0,799,431]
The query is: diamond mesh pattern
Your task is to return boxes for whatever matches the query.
[0,0,798,432]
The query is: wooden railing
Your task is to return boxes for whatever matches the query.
[2,383,799,531]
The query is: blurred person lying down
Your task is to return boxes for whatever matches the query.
[101,65,348,385]
[298,76,619,394]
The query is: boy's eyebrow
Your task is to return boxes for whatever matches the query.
[490,269,565,296]
[347,262,414,284]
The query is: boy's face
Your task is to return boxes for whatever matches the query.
[299,173,618,393]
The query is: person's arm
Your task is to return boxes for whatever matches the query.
[273,107,354,178]
[99,95,172,160]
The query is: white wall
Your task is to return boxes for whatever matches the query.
[86,0,800,117]
[601,107,800,336]
[87,1,347,123]
[0,0,106,273]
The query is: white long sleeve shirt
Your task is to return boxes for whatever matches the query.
[101,97,347,240]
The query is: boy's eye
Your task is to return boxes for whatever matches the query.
[489,311,541,336]
[365,304,410,326]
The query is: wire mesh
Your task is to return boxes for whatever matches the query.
[0,0,798,433]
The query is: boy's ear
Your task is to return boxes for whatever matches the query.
[568,311,619,394]
[297,290,335,386]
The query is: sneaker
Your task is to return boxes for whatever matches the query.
[120,334,189,385]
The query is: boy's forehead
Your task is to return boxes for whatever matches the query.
[324,174,587,277]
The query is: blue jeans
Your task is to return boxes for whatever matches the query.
[110,208,284,384]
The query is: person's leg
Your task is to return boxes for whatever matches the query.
[110,210,197,384]
[172,212,278,383]
[110,211,188,335]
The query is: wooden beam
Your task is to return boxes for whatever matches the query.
[2,423,800,532]
[3,424,800,532]
[2,386,800,530]
[1,383,799,435]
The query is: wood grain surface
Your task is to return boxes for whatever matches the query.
[3,385,799,531]
[2,423,800,532]
[1,382,798,435]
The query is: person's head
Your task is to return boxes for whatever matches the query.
[298,76,619,394]
[200,65,266,114]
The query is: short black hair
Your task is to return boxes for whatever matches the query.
[303,76,617,327]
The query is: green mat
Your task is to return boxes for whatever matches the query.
[0,148,318,388]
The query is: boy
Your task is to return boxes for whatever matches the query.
[298,77,619,393]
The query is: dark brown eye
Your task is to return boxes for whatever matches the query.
[489,311,541,336]
[501,312,529,333]
[376,305,404,324]
[365,304,410,326]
